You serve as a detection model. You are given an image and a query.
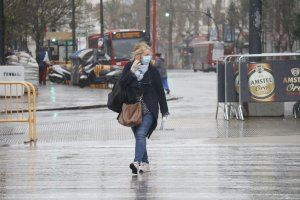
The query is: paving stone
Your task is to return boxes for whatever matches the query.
[0,143,299,200]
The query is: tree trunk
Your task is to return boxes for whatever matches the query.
[34,25,45,58]
[194,0,200,34]
[0,0,5,64]
[288,36,294,52]
[167,0,173,69]
[235,28,242,53]
[249,0,262,54]
[274,35,281,52]
[35,40,40,59]
[35,34,43,59]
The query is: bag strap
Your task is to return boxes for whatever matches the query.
[138,94,143,102]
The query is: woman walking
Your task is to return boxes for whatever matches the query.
[119,42,169,175]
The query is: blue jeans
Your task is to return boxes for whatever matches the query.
[134,113,153,163]
[162,77,170,91]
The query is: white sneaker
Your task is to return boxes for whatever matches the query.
[140,162,150,172]
[129,162,140,175]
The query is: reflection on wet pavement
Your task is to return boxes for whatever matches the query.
[0,143,299,199]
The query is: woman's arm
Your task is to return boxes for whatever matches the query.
[152,67,169,116]
[119,61,136,89]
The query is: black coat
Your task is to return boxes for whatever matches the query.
[119,61,169,138]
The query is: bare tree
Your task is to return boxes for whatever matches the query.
[226,0,249,52]
[91,0,140,30]
[263,0,298,52]
[4,0,30,51]
[4,0,85,55]
[130,0,147,30]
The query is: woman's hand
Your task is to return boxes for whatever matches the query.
[131,60,141,73]
[150,59,155,66]
[162,112,170,118]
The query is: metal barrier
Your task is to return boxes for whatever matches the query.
[224,55,244,120]
[216,54,243,120]
[223,55,243,120]
[0,81,37,144]
[215,58,225,119]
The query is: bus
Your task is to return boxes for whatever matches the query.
[87,29,147,67]
[190,41,224,72]
[87,34,101,49]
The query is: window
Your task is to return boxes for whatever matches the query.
[112,38,142,60]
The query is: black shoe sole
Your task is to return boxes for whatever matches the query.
[130,163,138,175]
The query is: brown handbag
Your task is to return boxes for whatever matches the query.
[118,101,142,127]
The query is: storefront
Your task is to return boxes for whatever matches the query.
[45,32,74,63]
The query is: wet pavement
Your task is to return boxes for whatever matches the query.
[33,82,180,111]
[0,70,300,199]
[36,83,111,110]
[1,142,300,200]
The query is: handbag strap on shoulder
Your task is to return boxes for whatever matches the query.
[138,95,143,102]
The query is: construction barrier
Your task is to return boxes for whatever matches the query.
[216,53,300,120]
[0,81,37,144]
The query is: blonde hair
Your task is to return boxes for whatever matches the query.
[132,42,151,59]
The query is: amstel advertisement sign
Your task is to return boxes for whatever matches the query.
[248,63,275,102]
[240,61,300,102]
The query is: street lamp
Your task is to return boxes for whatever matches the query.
[152,0,157,54]
[165,0,173,69]
[71,0,76,52]
[145,0,151,45]
[0,0,4,64]
[100,0,104,42]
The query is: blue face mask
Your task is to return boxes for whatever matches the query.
[141,55,152,65]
